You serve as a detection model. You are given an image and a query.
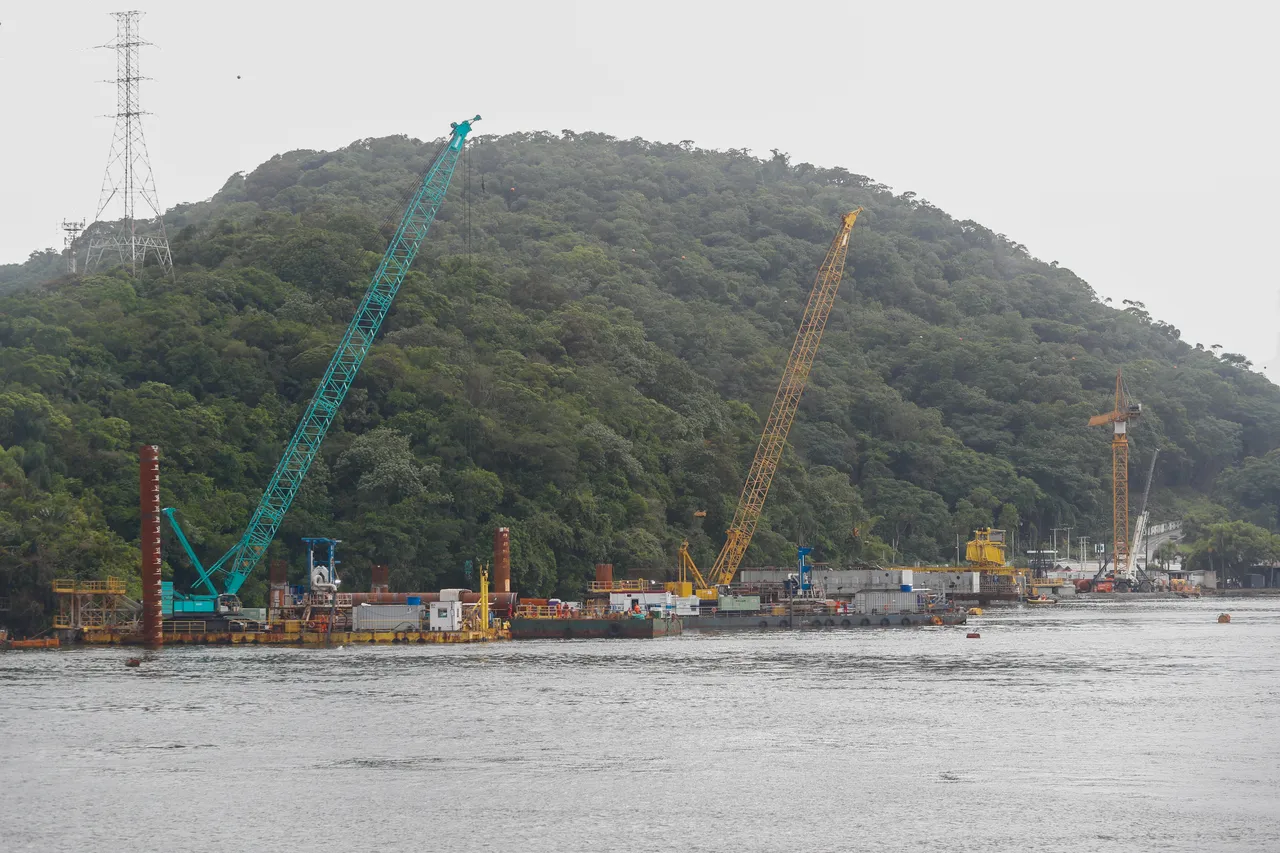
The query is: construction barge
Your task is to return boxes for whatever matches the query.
[510,610,682,640]
[683,609,966,630]
[78,623,503,646]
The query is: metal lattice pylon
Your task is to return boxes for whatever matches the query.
[85,10,173,277]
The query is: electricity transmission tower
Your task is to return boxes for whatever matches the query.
[85,10,173,277]
[61,220,85,273]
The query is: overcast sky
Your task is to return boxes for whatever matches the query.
[2,1,1278,367]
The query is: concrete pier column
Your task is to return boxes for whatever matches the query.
[139,446,163,649]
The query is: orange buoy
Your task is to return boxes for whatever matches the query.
[966,632,981,639]
[1218,613,1231,623]
[125,658,142,667]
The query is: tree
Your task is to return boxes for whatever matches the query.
[1183,520,1280,587]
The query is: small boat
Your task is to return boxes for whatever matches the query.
[1025,594,1057,605]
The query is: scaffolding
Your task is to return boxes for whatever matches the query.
[52,578,140,633]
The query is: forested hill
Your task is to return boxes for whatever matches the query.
[3,129,1280,627]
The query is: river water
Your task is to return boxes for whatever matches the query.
[2,597,1278,852]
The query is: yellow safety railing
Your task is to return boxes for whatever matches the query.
[51,577,127,595]
[587,580,649,592]
[52,614,71,629]
[515,605,572,619]
[163,621,207,634]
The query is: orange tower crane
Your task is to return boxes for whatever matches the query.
[1088,369,1142,572]
[681,209,863,589]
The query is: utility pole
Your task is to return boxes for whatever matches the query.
[1050,526,1074,564]
[85,11,173,277]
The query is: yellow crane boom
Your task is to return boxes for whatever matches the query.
[690,209,862,588]
[1088,369,1141,572]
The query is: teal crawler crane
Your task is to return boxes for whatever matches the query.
[163,117,481,615]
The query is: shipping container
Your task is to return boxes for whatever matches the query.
[608,591,673,612]
[853,590,925,615]
[718,595,762,613]
[352,604,424,632]
[674,596,700,616]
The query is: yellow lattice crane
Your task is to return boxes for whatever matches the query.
[1088,369,1142,571]
[680,209,863,589]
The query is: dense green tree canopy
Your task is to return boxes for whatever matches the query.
[2,129,1279,631]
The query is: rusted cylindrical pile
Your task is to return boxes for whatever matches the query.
[370,563,390,594]
[269,559,289,609]
[493,527,511,593]
[139,446,163,649]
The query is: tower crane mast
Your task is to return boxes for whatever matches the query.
[1088,368,1142,575]
[682,209,863,589]
[165,117,480,613]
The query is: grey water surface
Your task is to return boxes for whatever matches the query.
[2,597,1277,853]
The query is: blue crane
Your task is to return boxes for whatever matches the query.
[163,116,480,614]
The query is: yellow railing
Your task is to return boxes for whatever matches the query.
[51,577,127,595]
[516,606,571,619]
[163,621,207,634]
[587,580,647,592]
[52,614,71,629]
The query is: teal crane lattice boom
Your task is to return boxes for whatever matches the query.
[167,116,480,600]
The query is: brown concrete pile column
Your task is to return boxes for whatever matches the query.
[493,528,511,593]
[370,564,390,594]
[139,446,163,649]
[595,563,614,584]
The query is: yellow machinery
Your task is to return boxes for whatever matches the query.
[670,539,717,600]
[963,527,1025,597]
[966,528,1007,568]
[1089,369,1142,571]
[682,209,863,590]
